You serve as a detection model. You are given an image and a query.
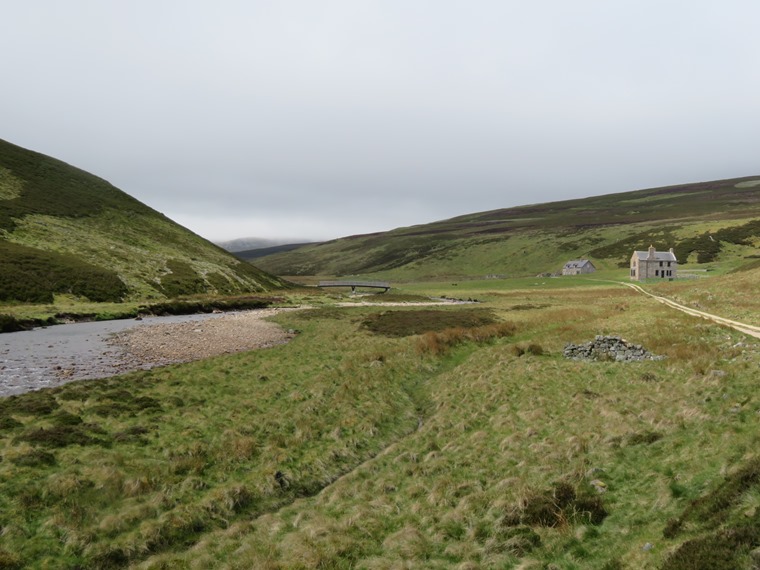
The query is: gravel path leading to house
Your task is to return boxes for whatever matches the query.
[624,283,760,339]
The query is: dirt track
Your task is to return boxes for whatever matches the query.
[624,283,760,339]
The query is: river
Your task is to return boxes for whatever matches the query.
[0,313,225,398]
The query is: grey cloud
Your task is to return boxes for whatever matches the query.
[3,1,760,241]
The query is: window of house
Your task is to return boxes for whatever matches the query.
[655,270,659,276]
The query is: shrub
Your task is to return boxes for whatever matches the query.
[0,547,23,569]
[10,449,57,468]
[0,241,127,303]
[141,296,272,316]
[662,458,760,570]
[662,528,760,570]
[14,425,110,448]
[205,271,240,295]
[52,411,83,426]
[627,430,663,446]
[511,343,545,357]
[0,416,23,430]
[506,481,608,529]
[0,314,24,333]
[0,393,59,416]
[159,259,209,298]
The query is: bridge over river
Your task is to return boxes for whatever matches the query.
[318,280,391,293]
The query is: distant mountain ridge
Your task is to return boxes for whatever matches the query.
[215,237,313,253]
[254,176,760,279]
[0,138,286,304]
[234,242,314,261]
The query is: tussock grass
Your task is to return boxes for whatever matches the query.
[0,308,450,567]
[2,280,760,568]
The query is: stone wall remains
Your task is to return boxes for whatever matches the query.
[563,335,664,362]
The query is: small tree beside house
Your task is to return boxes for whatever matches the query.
[630,245,677,281]
[562,259,596,275]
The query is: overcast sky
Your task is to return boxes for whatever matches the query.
[3,1,759,242]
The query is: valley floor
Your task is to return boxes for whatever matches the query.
[1,281,759,569]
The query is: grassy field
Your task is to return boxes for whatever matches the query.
[1,271,759,569]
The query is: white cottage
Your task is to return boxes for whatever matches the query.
[630,245,677,281]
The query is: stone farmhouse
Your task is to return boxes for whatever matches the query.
[562,259,596,275]
[630,245,677,281]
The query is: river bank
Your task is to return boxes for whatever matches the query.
[0,309,293,397]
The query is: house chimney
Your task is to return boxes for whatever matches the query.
[648,245,655,259]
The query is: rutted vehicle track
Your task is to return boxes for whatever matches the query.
[623,282,760,339]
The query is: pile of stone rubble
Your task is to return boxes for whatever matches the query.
[563,335,664,362]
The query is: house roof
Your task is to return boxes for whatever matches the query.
[633,250,677,262]
[563,259,594,269]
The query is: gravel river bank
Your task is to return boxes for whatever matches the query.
[0,309,294,397]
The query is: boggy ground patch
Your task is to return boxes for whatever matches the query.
[361,307,499,337]
[662,458,760,570]
[0,392,60,416]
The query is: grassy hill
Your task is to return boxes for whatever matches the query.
[255,176,760,280]
[0,139,286,306]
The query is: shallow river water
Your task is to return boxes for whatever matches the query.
[0,313,224,398]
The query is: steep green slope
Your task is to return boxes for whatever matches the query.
[256,176,760,279]
[0,138,286,303]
